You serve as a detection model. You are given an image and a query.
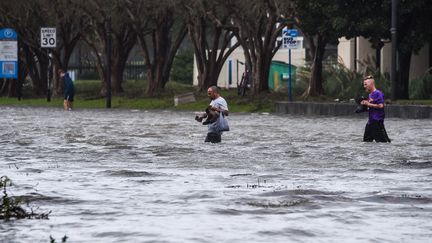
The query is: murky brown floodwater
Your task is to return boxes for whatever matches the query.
[1,106,431,243]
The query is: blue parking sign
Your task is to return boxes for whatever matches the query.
[282,28,298,38]
[0,28,18,79]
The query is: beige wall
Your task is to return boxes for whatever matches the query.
[338,37,355,69]
[193,37,306,88]
[338,37,430,80]
[356,37,375,72]
[381,43,391,74]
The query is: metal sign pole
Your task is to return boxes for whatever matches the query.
[282,28,298,102]
[40,27,56,102]
[288,49,292,102]
[47,49,51,102]
[17,38,21,101]
[106,18,112,109]
[390,0,398,100]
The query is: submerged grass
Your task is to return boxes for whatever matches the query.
[0,80,289,113]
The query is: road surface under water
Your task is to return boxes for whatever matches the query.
[0,106,431,243]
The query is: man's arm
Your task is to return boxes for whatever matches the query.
[361,100,384,109]
[210,106,229,116]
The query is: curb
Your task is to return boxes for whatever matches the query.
[274,101,432,119]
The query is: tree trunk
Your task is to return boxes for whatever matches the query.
[195,62,208,91]
[139,23,186,96]
[7,79,19,97]
[0,79,7,95]
[233,12,284,95]
[111,61,124,94]
[303,35,326,97]
[207,66,221,88]
[258,54,272,92]
[398,50,411,99]
[110,54,129,94]
[22,44,49,96]
[188,20,239,91]
[146,65,159,95]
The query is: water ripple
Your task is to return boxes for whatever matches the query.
[1,107,431,242]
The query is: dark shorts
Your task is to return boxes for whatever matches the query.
[363,121,391,143]
[205,132,221,143]
[64,94,74,102]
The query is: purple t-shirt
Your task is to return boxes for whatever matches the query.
[368,89,385,124]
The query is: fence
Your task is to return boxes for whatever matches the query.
[68,63,146,81]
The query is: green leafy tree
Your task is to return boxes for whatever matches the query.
[347,1,390,70]
[171,49,194,84]
[293,0,366,98]
[346,0,431,100]
[293,1,335,97]
[394,0,432,99]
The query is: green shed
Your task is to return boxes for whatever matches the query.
[268,61,296,91]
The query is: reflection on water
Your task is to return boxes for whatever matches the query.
[1,106,431,242]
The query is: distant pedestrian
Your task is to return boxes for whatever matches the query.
[58,69,74,111]
[361,75,391,142]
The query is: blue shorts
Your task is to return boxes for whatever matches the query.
[64,94,74,102]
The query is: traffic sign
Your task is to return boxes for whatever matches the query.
[0,28,18,79]
[282,28,298,38]
[282,36,299,49]
[40,27,56,48]
[281,28,298,101]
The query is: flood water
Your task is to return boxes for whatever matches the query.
[0,106,431,243]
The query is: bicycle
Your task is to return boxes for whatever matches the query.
[237,70,251,96]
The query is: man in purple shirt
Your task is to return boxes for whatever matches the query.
[360,75,391,142]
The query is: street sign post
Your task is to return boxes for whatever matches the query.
[282,37,300,49]
[281,28,298,101]
[41,27,56,101]
[282,28,299,49]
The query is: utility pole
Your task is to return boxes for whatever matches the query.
[106,18,112,108]
[390,0,398,100]
[47,49,52,102]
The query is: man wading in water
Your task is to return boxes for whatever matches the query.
[204,86,229,143]
[361,75,391,142]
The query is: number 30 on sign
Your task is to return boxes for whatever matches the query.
[40,27,56,48]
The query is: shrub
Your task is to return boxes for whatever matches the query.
[1,176,25,220]
[171,50,194,85]
[409,73,432,99]
[0,176,50,220]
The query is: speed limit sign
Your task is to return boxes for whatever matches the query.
[40,27,56,48]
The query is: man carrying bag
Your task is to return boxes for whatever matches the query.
[205,86,229,143]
